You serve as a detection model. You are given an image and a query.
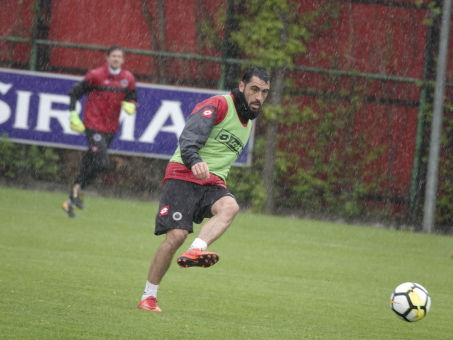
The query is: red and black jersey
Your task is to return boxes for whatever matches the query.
[69,63,137,133]
[164,93,252,188]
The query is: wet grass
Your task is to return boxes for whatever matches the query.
[1,186,452,339]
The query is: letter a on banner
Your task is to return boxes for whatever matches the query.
[139,100,185,143]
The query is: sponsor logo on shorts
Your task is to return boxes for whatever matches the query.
[93,133,102,142]
[121,79,129,87]
[173,212,182,221]
[91,146,98,153]
[201,109,213,118]
[215,129,244,155]
[159,206,169,216]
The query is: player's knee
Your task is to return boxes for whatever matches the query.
[222,200,240,218]
[212,197,240,219]
[93,156,109,172]
[230,202,240,217]
[166,229,188,249]
[100,155,110,170]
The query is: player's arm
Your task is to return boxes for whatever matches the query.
[68,79,91,132]
[68,80,91,111]
[179,105,218,180]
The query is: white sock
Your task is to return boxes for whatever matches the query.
[188,238,208,251]
[141,281,158,300]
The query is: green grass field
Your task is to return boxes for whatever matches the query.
[1,186,452,339]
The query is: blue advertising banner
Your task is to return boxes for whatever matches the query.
[0,68,253,165]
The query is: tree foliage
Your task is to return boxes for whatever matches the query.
[230,0,313,70]
[227,2,400,220]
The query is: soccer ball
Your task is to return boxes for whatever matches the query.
[390,282,431,322]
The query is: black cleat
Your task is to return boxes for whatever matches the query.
[62,200,77,218]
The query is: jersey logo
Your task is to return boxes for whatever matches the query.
[215,129,245,155]
[159,206,169,216]
[201,109,213,118]
[121,79,129,87]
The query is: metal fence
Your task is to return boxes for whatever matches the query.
[1,0,452,228]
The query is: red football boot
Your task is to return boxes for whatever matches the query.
[177,249,219,268]
[138,296,162,312]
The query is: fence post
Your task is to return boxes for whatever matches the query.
[30,40,37,71]
[217,0,235,90]
[409,8,437,221]
[422,0,452,233]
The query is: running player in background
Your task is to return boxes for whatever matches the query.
[138,66,271,312]
[62,45,137,218]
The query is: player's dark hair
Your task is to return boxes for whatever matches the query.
[242,66,270,85]
[107,45,124,56]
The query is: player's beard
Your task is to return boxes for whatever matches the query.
[233,88,260,122]
[248,100,261,115]
[243,98,260,120]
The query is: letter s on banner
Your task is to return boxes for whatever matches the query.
[36,93,79,135]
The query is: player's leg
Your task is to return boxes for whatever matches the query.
[62,129,95,217]
[138,180,203,311]
[75,130,112,190]
[63,130,113,217]
[148,229,188,285]
[138,228,188,312]
[177,188,239,268]
[197,195,239,245]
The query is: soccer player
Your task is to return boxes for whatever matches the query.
[62,45,137,218]
[137,66,271,312]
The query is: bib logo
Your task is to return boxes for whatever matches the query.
[201,109,213,118]
[215,129,244,155]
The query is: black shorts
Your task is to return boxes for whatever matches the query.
[155,179,235,236]
[85,128,115,155]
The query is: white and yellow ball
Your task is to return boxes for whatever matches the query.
[390,282,431,322]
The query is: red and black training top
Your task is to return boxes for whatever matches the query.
[68,63,137,133]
